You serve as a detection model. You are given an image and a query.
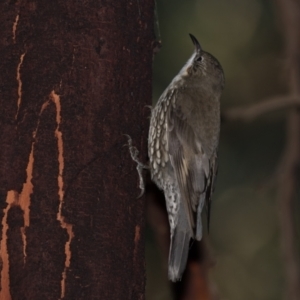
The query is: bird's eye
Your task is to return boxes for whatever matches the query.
[196,56,202,62]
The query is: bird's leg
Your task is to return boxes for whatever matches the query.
[124,134,149,198]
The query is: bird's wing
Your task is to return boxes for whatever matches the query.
[206,151,218,232]
[167,94,214,235]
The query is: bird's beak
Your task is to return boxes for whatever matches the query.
[189,34,202,53]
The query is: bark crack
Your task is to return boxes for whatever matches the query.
[15,53,26,120]
[51,91,74,299]
[12,14,19,44]
[0,191,17,300]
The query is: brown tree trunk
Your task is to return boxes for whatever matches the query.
[0,1,154,299]
[147,180,219,300]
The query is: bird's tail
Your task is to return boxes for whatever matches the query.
[168,227,191,282]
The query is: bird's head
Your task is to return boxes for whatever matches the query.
[177,34,225,91]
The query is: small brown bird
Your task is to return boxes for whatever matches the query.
[148,34,224,281]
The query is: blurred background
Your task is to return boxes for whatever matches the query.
[146,0,299,299]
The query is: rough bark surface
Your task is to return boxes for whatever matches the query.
[0,1,154,299]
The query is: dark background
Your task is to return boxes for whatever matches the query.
[146,1,299,299]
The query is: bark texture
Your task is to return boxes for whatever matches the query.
[0,1,154,299]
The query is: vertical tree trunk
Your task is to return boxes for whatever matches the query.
[0,1,154,299]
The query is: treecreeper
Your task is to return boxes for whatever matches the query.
[148,34,225,281]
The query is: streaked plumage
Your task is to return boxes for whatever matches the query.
[148,34,224,281]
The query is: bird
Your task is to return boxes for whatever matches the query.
[148,34,224,281]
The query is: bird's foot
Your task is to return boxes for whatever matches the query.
[123,134,149,198]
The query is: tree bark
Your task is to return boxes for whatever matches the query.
[0,1,154,299]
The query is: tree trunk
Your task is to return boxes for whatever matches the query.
[0,1,154,299]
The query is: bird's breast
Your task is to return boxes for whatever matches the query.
[148,97,171,187]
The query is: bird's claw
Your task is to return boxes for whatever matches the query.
[123,134,149,198]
